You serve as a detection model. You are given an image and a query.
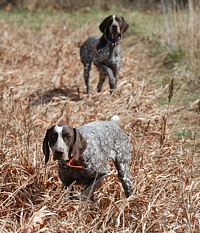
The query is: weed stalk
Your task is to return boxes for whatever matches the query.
[160,78,174,147]
[191,99,200,174]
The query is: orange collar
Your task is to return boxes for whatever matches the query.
[67,156,82,169]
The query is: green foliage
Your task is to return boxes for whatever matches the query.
[150,40,186,68]
[174,129,192,139]
[0,7,148,35]
[0,8,119,31]
[174,128,200,140]
[0,9,66,29]
[163,47,186,68]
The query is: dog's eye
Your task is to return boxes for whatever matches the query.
[115,17,121,23]
[63,135,71,140]
[51,134,56,139]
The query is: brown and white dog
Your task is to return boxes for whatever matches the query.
[80,15,129,94]
[43,116,133,199]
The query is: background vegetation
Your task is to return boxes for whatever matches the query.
[0,0,196,11]
[0,1,200,232]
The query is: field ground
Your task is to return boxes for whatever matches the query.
[0,6,200,232]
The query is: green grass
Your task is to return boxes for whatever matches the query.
[174,128,192,139]
[0,7,152,34]
[0,9,66,29]
[174,128,200,140]
[0,7,124,30]
[157,79,199,106]
[150,41,187,68]
[163,47,186,68]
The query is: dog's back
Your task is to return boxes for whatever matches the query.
[78,116,131,164]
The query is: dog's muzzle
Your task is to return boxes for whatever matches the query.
[53,148,68,161]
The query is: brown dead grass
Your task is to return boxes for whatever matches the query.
[0,11,200,232]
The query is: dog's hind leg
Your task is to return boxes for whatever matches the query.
[83,63,91,94]
[114,158,134,198]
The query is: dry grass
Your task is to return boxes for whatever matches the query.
[0,8,200,232]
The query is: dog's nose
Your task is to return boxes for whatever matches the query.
[54,149,64,160]
[112,24,119,32]
[112,24,118,28]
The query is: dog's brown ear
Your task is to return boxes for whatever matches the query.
[72,128,87,161]
[99,16,109,33]
[97,36,107,50]
[121,18,129,34]
[42,130,50,163]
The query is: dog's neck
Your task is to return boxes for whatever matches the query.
[103,30,121,47]
[97,33,121,51]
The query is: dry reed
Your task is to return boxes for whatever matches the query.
[0,8,200,232]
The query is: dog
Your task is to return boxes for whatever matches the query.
[42,116,133,199]
[80,14,129,94]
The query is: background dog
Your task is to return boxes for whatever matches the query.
[80,15,129,94]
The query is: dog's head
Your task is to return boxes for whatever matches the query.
[99,14,129,40]
[42,124,87,163]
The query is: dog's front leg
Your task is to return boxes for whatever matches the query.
[82,174,106,200]
[94,62,116,93]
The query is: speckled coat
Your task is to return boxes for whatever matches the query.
[57,118,133,198]
[80,15,129,94]
[80,36,121,93]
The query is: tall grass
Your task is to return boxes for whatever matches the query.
[0,6,200,232]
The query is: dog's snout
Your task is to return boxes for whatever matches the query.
[112,23,118,27]
[54,148,64,160]
[112,24,120,33]
[55,149,64,155]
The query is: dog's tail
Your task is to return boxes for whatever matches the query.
[110,115,120,124]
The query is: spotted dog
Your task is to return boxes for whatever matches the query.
[43,116,133,199]
[80,15,129,94]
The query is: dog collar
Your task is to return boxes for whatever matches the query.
[104,30,121,46]
[67,125,83,169]
[67,156,82,169]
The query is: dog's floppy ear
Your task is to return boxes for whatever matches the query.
[99,16,109,33]
[97,36,107,50]
[72,128,87,161]
[42,130,50,163]
[121,18,129,34]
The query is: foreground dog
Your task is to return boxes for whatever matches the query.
[43,116,133,198]
[80,14,129,94]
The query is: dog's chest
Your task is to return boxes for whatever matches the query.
[93,45,121,65]
[58,161,92,184]
[58,159,109,185]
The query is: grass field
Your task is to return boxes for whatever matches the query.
[0,6,200,232]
